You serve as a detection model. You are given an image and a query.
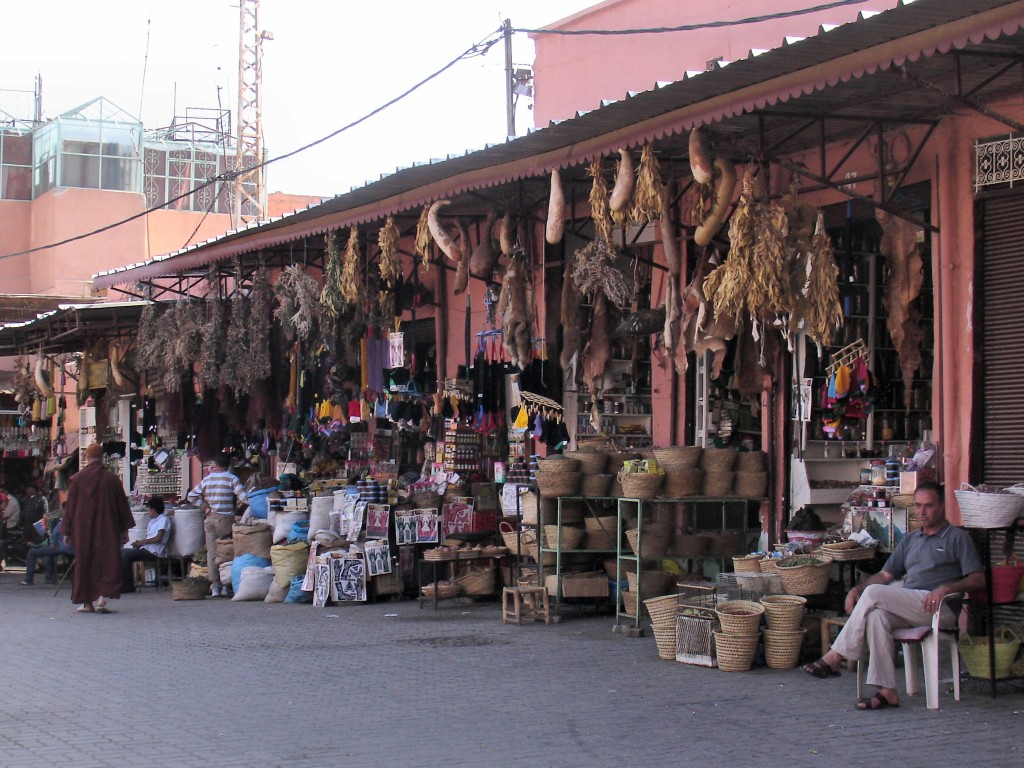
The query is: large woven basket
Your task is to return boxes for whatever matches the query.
[455,567,495,596]
[581,474,613,497]
[759,558,778,574]
[626,527,670,560]
[734,471,768,498]
[653,446,703,470]
[759,595,807,631]
[776,557,831,595]
[421,581,460,600]
[536,456,580,474]
[520,528,556,565]
[622,589,638,617]
[954,484,1024,528]
[761,628,807,669]
[644,594,680,628]
[959,630,1021,679]
[715,600,765,634]
[713,630,759,672]
[652,622,678,661]
[619,472,664,500]
[736,451,767,472]
[732,554,762,573]
[662,468,703,498]
[519,491,539,525]
[171,578,209,601]
[536,472,581,499]
[702,470,735,497]
[819,542,878,562]
[628,570,677,600]
[499,521,521,553]
[567,451,609,474]
[543,524,585,551]
[700,447,738,471]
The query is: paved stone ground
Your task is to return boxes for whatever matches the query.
[0,570,1021,768]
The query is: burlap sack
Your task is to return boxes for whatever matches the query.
[215,536,235,568]
[233,521,272,560]
[270,542,310,589]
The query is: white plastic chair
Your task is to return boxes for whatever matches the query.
[857,592,961,710]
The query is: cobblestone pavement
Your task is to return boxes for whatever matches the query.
[0,570,1020,768]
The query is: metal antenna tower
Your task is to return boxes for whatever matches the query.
[232,0,270,226]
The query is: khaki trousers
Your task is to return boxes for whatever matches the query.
[204,514,235,589]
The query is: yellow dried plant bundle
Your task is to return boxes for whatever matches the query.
[320,230,345,320]
[745,200,791,321]
[799,213,843,346]
[339,225,362,305]
[415,205,432,270]
[588,157,613,243]
[630,143,663,224]
[704,172,756,323]
[377,215,401,287]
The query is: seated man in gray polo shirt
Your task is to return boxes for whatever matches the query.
[802,481,985,710]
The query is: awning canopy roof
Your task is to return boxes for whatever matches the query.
[0,302,149,356]
[94,0,1024,290]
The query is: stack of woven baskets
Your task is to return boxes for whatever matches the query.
[584,514,618,550]
[654,446,703,498]
[713,599,764,672]
[626,518,672,560]
[534,456,581,499]
[567,451,614,497]
[645,593,680,660]
[759,595,808,668]
[776,556,831,595]
[734,451,769,498]
[701,448,737,496]
[606,452,642,497]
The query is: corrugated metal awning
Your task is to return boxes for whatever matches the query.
[0,302,149,355]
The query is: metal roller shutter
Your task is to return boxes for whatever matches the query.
[980,195,1024,486]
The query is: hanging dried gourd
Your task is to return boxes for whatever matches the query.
[415,205,432,270]
[587,157,613,244]
[794,213,843,349]
[377,216,401,288]
[629,143,663,224]
[339,226,362,305]
[274,265,321,344]
[249,265,272,384]
[320,231,345,320]
[609,149,634,227]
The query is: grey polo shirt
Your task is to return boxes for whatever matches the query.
[883,522,984,592]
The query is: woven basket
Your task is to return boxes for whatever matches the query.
[819,542,878,562]
[662,468,703,498]
[759,595,807,631]
[536,472,581,499]
[732,555,762,573]
[628,570,677,601]
[959,630,1021,679]
[455,567,495,596]
[759,558,778,574]
[892,494,914,509]
[499,521,521,553]
[700,447,738,471]
[653,446,703,470]
[536,457,580,474]
[670,534,712,558]
[715,600,765,635]
[761,628,807,669]
[171,578,209,601]
[543,524,585,551]
[520,528,556,565]
[734,471,768,498]
[568,451,609,474]
[605,557,636,577]
[622,589,638,617]
[585,530,617,551]
[644,594,680,628]
[954,484,1024,528]
[519,492,539,525]
[619,472,664,500]
[421,581,460,600]
[702,470,735,497]
[581,474,613,497]
[776,557,831,595]
[713,630,759,672]
[736,451,767,472]
[626,527,670,560]
[652,622,678,661]
[585,514,618,532]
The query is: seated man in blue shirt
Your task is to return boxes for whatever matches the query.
[20,518,74,585]
[120,497,172,593]
[803,481,985,710]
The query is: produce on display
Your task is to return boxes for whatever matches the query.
[545,169,565,245]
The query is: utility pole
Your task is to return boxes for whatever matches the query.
[233,0,269,227]
[504,18,515,138]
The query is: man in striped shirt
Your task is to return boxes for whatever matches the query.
[187,453,247,597]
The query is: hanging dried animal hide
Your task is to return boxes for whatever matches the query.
[497,253,534,369]
[685,249,736,379]
[876,208,924,411]
[582,290,612,396]
[613,307,666,338]
[660,189,684,372]
[729,314,779,396]
[453,218,471,296]
[560,265,581,370]
[469,208,499,281]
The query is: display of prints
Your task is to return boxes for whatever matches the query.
[365,503,391,539]
[365,540,392,576]
[336,497,366,540]
[313,560,332,607]
[389,331,405,369]
[415,508,440,544]
[330,556,367,602]
[395,512,418,545]
[442,497,474,537]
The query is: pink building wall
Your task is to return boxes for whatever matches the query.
[0,200,32,293]
[532,0,901,126]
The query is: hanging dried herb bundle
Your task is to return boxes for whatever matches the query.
[745,198,791,321]
[221,291,250,396]
[11,356,35,405]
[339,226,362,305]
[571,239,636,309]
[249,265,272,384]
[135,302,161,372]
[794,213,843,347]
[378,216,401,287]
[630,143,663,224]
[197,299,225,389]
[415,205,432,270]
[155,302,202,392]
[320,231,345,320]
[274,265,321,344]
[587,157,613,244]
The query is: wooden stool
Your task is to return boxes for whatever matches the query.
[820,616,856,672]
[502,586,551,625]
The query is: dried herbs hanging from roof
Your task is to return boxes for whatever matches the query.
[274,264,321,344]
[339,225,362,306]
[320,230,345,320]
[630,143,663,224]
[415,205,432,270]
[377,215,401,287]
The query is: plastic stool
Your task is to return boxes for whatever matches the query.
[502,586,551,625]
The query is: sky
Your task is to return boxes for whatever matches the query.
[0,0,595,199]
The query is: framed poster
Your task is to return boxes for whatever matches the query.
[313,560,332,607]
[337,498,366,541]
[365,540,392,576]
[330,556,367,602]
[442,497,474,537]
[395,512,418,545]
[389,331,405,369]
[415,508,440,544]
[365,503,391,539]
